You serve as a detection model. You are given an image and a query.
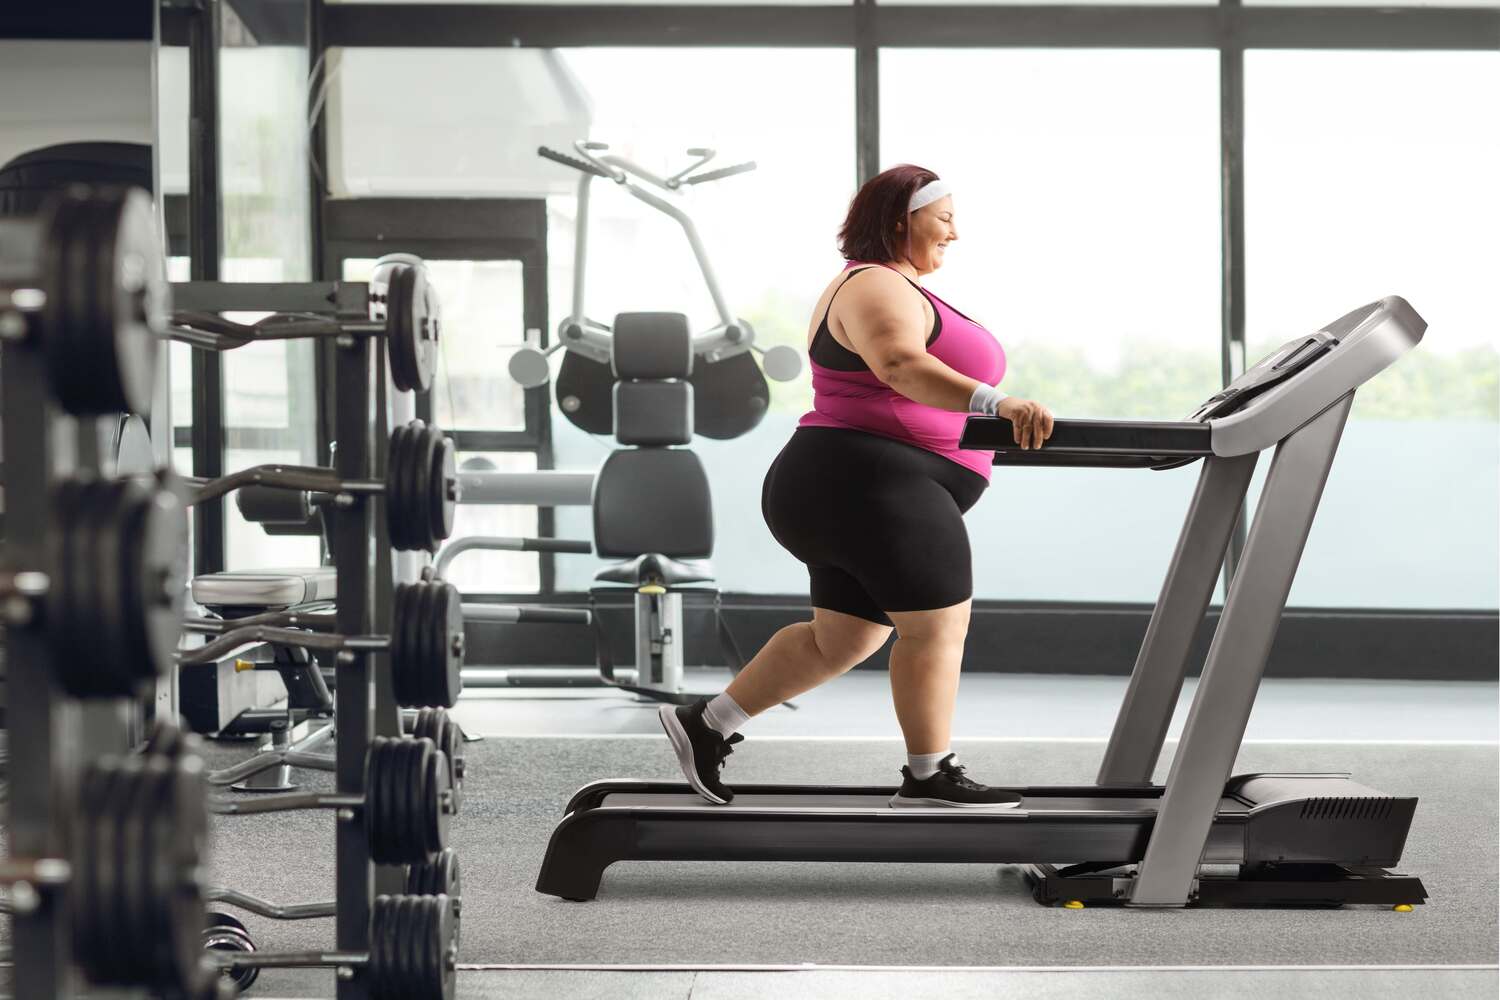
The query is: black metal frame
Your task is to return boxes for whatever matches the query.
[167,1,1495,616]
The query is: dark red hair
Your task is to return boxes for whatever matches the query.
[836,163,940,264]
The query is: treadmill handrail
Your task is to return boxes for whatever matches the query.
[960,416,1212,469]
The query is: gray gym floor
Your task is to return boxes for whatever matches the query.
[3,672,1494,1000]
[241,673,1500,998]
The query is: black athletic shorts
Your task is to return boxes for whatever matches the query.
[760,426,988,626]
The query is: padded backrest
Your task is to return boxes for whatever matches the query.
[613,380,693,446]
[612,312,693,380]
[592,449,714,558]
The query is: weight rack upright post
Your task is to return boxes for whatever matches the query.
[331,322,379,1000]
[2,277,70,999]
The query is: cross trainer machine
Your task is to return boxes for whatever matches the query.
[535,296,1430,909]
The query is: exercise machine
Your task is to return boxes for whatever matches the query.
[452,143,802,703]
[534,296,1430,908]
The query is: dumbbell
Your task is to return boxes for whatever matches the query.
[171,259,439,393]
[0,474,189,698]
[208,893,457,1000]
[0,185,167,415]
[0,732,212,995]
[211,735,454,864]
[179,579,464,709]
[189,419,458,553]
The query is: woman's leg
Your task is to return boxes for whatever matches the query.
[884,599,972,754]
[723,607,893,716]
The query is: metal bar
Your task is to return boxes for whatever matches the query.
[854,0,879,185]
[457,471,594,506]
[1096,453,1257,786]
[323,5,1500,51]
[309,0,329,284]
[172,280,343,313]
[1131,394,1355,907]
[1,277,64,1000]
[1220,0,1249,589]
[206,887,337,920]
[331,329,376,1000]
[189,0,226,578]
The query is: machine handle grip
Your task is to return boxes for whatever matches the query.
[538,146,613,179]
[684,161,757,185]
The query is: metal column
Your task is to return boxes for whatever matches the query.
[1130,394,1355,906]
[332,331,377,1000]
[1096,452,1257,786]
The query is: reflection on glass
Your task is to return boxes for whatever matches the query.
[441,451,542,595]
[1245,50,1499,610]
[344,258,529,431]
[882,49,1220,604]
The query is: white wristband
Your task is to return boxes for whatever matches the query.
[969,383,1009,416]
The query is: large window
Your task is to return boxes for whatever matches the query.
[1244,50,1500,609]
[882,48,1222,603]
[539,48,857,592]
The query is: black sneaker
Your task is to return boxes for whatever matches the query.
[659,700,744,805]
[889,754,1023,809]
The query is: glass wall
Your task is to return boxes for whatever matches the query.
[538,48,857,592]
[881,48,1222,604]
[1244,50,1500,609]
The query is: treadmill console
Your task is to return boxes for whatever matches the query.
[1186,330,1339,423]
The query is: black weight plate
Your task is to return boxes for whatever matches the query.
[398,422,423,552]
[401,894,424,998]
[409,737,436,861]
[412,267,439,393]
[384,423,413,551]
[400,896,426,1000]
[440,717,463,817]
[136,756,172,983]
[108,756,145,981]
[365,738,394,865]
[48,479,89,694]
[421,895,458,1000]
[63,481,108,695]
[420,581,447,708]
[390,419,420,551]
[402,422,434,553]
[427,434,456,548]
[126,485,190,682]
[162,751,210,991]
[408,425,440,553]
[411,708,437,745]
[39,190,96,414]
[393,582,426,707]
[368,895,398,997]
[70,762,112,973]
[105,188,166,416]
[381,738,411,865]
[396,582,436,708]
[202,915,259,993]
[409,736,435,863]
[386,265,436,394]
[385,264,417,392]
[426,745,453,859]
[436,584,463,709]
[94,480,139,695]
[204,910,248,933]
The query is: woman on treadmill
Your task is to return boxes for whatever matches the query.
[659,164,1055,808]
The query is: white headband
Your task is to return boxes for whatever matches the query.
[909,179,952,214]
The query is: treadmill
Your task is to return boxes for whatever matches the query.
[534,296,1430,909]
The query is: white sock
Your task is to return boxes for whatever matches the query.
[907,750,954,780]
[702,693,750,738]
